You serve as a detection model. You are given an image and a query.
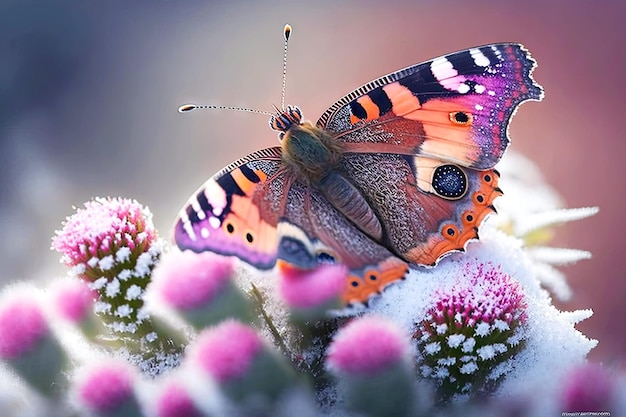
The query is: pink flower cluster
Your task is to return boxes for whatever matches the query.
[415,261,528,399]
[51,197,156,276]
[430,262,527,329]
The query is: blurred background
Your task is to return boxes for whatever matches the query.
[1,0,623,365]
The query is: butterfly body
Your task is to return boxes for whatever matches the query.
[279,115,343,185]
[175,43,543,305]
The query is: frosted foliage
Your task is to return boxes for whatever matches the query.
[368,226,596,398]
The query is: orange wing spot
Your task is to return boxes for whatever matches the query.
[343,257,408,304]
[230,194,277,256]
[352,94,380,123]
[277,259,305,275]
[231,168,258,196]
[383,82,421,116]
[411,99,478,166]
[254,169,268,182]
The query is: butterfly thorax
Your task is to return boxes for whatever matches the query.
[280,121,344,185]
[279,120,384,241]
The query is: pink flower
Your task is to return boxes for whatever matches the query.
[75,360,137,414]
[190,320,263,383]
[430,262,527,329]
[279,263,347,309]
[156,381,202,417]
[561,363,616,412]
[50,279,96,323]
[327,316,410,376]
[150,250,234,310]
[0,296,49,359]
[51,197,156,279]
[415,261,528,398]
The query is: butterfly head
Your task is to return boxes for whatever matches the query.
[269,105,303,138]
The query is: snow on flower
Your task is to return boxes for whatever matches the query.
[50,197,181,377]
[366,225,597,404]
[51,197,156,275]
[413,261,527,398]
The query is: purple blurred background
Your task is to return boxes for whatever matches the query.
[1,1,623,365]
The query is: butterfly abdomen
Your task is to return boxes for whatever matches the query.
[280,122,344,184]
[319,172,383,241]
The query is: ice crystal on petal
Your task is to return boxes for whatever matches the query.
[105,278,120,298]
[98,255,115,271]
[460,362,478,375]
[116,247,131,263]
[475,322,491,337]
[425,342,441,355]
[125,285,142,300]
[115,305,132,318]
[447,334,465,348]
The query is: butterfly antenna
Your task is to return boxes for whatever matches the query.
[178,24,293,117]
[280,24,292,111]
[177,104,273,116]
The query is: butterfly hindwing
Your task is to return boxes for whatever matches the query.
[340,152,501,265]
[277,182,409,305]
[174,147,285,269]
[318,43,543,169]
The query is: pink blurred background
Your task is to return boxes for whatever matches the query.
[1,1,623,364]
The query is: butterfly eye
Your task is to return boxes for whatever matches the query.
[449,111,473,126]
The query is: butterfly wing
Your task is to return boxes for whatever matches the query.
[315,43,541,266]
[277,181,409,305]
[340,152,502,265]
[174,147,286,269]
[318,43,543,169]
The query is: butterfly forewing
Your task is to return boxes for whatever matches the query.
[174,147,285,269]
[318,43,543,170]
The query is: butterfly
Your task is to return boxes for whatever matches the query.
[174,37,543,305]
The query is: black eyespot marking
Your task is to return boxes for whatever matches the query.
[369,274,377,281]
[316,251,336,264]
[484,174,492,183]
[450,111,472,126]
[351,280,360,288]
[245,232,254,243]
[476,194,485,203]
[446,227,455,236]
[226,223,235,233]
[466,214,474,222]
[432,165,468,200]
